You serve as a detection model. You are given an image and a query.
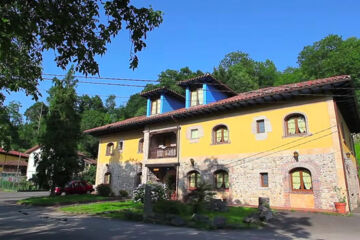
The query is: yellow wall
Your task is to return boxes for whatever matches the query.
[180,98,335,158]
[0,153,20,163]
[98,130,143,164]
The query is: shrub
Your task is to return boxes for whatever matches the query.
[96,184,112,197]
[153,200,189,215]
[184,183,215,213]
[133,183,167,203]
[119,190,129,198]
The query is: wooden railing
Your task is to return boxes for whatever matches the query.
[149,146,177,159]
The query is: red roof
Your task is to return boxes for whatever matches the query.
[0,148,29,159]
[25,145,40,154]
[85,75,355,135]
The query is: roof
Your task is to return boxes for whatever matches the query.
[140,87,185,101]
[77,152,97,165]
[177,74,237,96]
[85,75,360,135]
[25,145,40,154]
[0,148,29,159]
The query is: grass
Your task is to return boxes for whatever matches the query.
[18,194,109,206]
[61,201,143,215]
[60,200,257,228]
[355,141,360,177]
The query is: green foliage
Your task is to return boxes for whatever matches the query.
[213,51,279,92]
[184,183,215,214]
[96,184,112,197]
[119,190,129,198]
[297,34,360,104]
[0,0,163,105]
[18,194,107,206]
[153,200,189,215]
[81,165,96,185]
[36,68,82,194]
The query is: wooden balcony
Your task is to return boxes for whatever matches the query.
[149,146,177,159]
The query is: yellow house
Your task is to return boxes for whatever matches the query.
[85,74,360,212]
[0,148,28,180]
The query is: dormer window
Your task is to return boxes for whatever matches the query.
[190,88,203,107]
[151,98,161,115]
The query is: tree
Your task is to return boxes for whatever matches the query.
[0,1,163,103]
[213,51,279,92]
[24,102,48,124]
[36,68,82,194]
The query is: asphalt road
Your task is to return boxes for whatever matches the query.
[0,191,49,202]
[0,191,360,240]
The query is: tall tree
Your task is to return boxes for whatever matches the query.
[0,1,163,104]
[36,68,81,194]
[213,51,279,92]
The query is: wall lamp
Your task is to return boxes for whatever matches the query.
[293,151,299,161]
[190,158,195,167]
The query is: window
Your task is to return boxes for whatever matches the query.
[188,171,201,189]
[191,129,199,139]
[213,125,229,144]
[290,168,312,192]
[104,172,111,184]
[285,114,307,136]
[138,139,144,153]
[257,120,265,133]
[260,173,268,187]
[106,143,114,156]
[118,141,124,152]
[214,170,229,190]
[190,88,204,107]
[151,98,161,115]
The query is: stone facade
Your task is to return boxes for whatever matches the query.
[176,152,340,211]
[96,161,141,196]
[344,157,360,210]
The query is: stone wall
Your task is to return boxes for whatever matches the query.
[344,157,360,210]
[95,161,141,196]
[177,152,340,211]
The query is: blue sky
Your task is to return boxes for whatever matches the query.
[4,0,360,114]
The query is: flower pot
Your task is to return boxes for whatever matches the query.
[334,202,346,214]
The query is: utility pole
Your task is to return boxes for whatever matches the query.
[37,102,43,135]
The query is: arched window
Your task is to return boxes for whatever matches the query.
[106,143,114,156]
[104,172,111,184]
[188,171,201,190]
[213,125,229,144]
[285,114,307,136]
[290,168,312,192]
[214,170,229,190]
[138,138,144,153]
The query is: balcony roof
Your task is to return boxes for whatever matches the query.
[140,87,185,101]
[177,74,237,96]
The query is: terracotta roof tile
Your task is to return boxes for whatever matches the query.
[85,75,352,135]
[0,148,29,158]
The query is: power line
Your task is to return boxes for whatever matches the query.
[42,73,159,83]
[227,131,337,168]
[42,78,147,88]
[225,125,337,167]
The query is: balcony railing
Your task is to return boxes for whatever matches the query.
[149,146,177,159]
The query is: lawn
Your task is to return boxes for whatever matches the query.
[18,194,110,206]
[355,141,360,176]
[60,200,257,228]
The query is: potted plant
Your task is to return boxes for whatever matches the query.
[333,186,347,214]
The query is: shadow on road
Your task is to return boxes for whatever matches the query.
[0,203,316,240]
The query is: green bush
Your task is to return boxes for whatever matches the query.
[184,183,215,214]
[119,190,129,198]
[96,184,112,197]
[153,200,189,215]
